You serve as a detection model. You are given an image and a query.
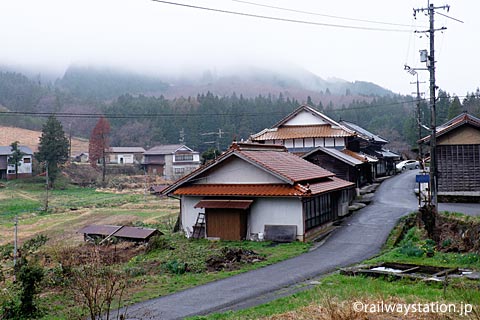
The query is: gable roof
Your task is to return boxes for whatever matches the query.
[273,105,347,129]
[109,147,145,153]
[250,105,355,141]
[303,147,365,166]
[419,112,480,143]
[0,145,33,156]
[144,144,195,155]
[339,120,388,144]
[162,143,340,196]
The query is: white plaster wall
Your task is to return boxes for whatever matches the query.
[248,198,304,239]
[325,138,335,147]
[7,156,32,174]
[283,110,325,126]
[304,138,314,148]
[314,138,324,147]
[181,196,204,234]
[294,139,303,148]
[335,138,345,147]
[195,157,284,184]
[284,139,294,148]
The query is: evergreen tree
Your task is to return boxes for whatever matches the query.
[447,96,462,120]
[8,141,25,179]
[35,116,69,187]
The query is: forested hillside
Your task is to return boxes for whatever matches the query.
[1,67,479,155]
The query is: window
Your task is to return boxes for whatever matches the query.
[304,194,335,230]
[23,157,31,163]
[175,154,194,161]
[7,169,15,174]
[174,167,185,174]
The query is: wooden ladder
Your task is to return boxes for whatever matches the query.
[192,212,206,239]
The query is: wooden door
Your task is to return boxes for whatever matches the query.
[206,209,247,240]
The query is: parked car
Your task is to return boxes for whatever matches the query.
[396,160,420,172]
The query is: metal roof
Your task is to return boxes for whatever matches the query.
[144,144,196,155]
[420,112,480,143]
[78,225,160,240]
[194,199,253,209]
[303,147,364,167]
[340,120,388,144]
[0,145,33,156]
[109,147,145,153]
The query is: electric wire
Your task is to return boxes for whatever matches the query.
[230,0,416,28]
[150,0,414,33]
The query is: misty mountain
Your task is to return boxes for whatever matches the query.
[56,66,169,100]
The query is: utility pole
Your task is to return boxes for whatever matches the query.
[414,3,449,210]
[410,73,426,160]
[13,216,18,268]
[45,161,49,211]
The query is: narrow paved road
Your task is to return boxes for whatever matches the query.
[124,170,420,319]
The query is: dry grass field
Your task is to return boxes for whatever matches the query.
[0,125,89,154]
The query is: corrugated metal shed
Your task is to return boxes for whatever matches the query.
[78,225,161,241]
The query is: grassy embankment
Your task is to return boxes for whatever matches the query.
[191,213,480,320]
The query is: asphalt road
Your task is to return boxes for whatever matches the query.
[124,170,421,320]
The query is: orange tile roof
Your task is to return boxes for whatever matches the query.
[308,177,355,194]
[173,184,307,196]
[173,178,354,197]
[250,125,354,141]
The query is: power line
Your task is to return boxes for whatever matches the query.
[231,0,417,28]
[0,98,430,119]
[150,0,413,33]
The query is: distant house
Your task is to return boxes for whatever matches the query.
[250,104,356,154]
[419,112,480,199]
[339,120,400,176]
[143,144,201,180]
[107,147,145,165]
[303,146,372,189]
[0,145,33,180]
[162,143,354,242]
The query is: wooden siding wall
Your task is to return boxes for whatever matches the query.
[306,154,355,183]
[437,144,480,192]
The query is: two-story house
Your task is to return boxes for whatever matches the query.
[143,144,201,180]
[0,145,33,180]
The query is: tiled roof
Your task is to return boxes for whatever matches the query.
[239,149,334,182]
[174,184,306,196]
[420,112,480,143]
[308,177,355,194]
[173,178,354,197]
[162,143,345,196]
[250,125,354,141]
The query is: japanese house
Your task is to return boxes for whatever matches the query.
[249,104,356,154]
[0,145,33,180]
[143,144,201,180]
[162,143,354,242]
[107,147,145,165]
[419,112,480,199]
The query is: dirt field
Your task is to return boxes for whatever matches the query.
[0,125,89,154]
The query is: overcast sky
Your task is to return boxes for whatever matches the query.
[1,0,478,96]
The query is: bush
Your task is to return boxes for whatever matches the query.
[164,260,187,275]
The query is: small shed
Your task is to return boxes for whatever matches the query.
[78,225,162,243]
